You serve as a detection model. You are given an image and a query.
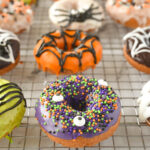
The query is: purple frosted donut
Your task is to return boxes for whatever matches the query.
[35,75,121,147]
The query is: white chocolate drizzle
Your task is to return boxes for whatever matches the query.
[123,27,150,58]
[0,29,20,63]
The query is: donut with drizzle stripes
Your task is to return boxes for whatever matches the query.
[0,79,26,139]
[33,29,102,75]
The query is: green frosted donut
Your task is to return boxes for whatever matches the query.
[21,0,36,5]
[0,79,26,139]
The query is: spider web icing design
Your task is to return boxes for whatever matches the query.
[0,29,19,63]
[123,27,150,58]
[36,30,99,72]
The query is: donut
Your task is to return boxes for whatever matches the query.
[137,81,150,125]
[0,29,20,75]
[49,0,105,32]
[20,0,37,5]
[123,27,150,74]
[106,0,150,28]
[0,0,33,33]
[35,75,121,147]
[0,79,26,139]
[33,29,103,75]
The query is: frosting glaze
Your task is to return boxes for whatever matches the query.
[35,75,121,140]
[123,27,150,67]
[34,29,102,74]
[49,0,104,31]
[0,29,20,69]
[0,79,26,139]
[106,0,150,26]
[0,81,26,115]
[20,0,36,5]
[137,81,150,122]
[0,0,33,33]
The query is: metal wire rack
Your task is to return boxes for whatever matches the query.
[0,0,150,149]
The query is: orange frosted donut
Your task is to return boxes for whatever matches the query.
[106,0,150,28]
[33,29,102,75]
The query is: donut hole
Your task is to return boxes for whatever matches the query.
[67,97,87,111]
[56,36,82,52]
[65,91,90,112]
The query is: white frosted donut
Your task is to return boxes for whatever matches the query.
[0,0,33,33]
[141,80,150,95]
[49,0,105,32]
[106,0,150,28]
[137,81,150,122]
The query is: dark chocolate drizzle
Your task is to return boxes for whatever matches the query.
[0,82,26,115]
[36,29,100,72]
[54,4,104,27]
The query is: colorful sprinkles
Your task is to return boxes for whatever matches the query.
[0,0,32,23]
[36,75,119,139]
[114,0,150,8]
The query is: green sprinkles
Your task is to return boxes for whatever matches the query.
[38,75,119,137]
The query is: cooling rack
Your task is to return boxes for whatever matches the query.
[0,0,150,149]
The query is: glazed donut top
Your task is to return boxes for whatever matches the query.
[123,27,150,67]
[0,0,33,33]
[35,29,101,73]
[35,75,121,140]
[49,0,104,31]
[0,79,26,116]
[0,29,20,65]
[106,0,150,26]
[0,0,32,17]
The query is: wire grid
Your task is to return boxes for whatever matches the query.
[0,0,150,149]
